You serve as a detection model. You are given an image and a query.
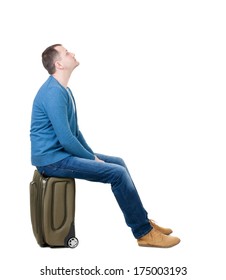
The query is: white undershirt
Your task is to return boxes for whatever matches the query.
[66,87,75,112]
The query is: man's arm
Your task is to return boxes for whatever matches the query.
[44,88,95,160]
[78,131,104,162]
[77,130,94,154]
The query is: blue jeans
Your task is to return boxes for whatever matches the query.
[37,154,152,239]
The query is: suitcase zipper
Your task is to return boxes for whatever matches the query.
[40,177,48,245]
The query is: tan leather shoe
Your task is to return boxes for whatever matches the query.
[137,228,180,248]
[150,220,173,235]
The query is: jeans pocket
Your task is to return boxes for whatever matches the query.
[36,157,69,175]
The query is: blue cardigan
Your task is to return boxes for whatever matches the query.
[30,76,95,166]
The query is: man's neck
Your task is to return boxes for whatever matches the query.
[52,72,71,88]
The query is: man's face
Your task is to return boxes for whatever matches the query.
[55,45,80,72]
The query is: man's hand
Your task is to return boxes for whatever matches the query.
[94,155,105,163]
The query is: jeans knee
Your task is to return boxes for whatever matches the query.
[112,165,129,187]
[115,156,126,167]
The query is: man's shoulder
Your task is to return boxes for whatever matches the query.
[39,76,63,92]
[36,76,67,100]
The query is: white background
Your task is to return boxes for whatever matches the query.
[0,0,225,279]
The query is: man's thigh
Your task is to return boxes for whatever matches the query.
[40,155,125,184]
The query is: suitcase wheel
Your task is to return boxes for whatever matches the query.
[67,237,79,248]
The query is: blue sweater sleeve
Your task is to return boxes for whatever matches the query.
[44,87,95,160]
[78,130,94,154]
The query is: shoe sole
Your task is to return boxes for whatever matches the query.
[138,240,180,248]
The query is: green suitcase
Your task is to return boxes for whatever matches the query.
[29,170,79,248]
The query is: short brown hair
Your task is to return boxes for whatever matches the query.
[42,44,62,74]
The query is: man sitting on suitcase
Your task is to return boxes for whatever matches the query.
[30,44,180,248]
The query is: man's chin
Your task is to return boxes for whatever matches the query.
[74,61,80,68]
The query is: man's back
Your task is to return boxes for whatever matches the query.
[30,76,76,166]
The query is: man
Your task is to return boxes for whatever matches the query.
[30,44,180,248]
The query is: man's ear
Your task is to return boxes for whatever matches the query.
[55,61,64,70]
